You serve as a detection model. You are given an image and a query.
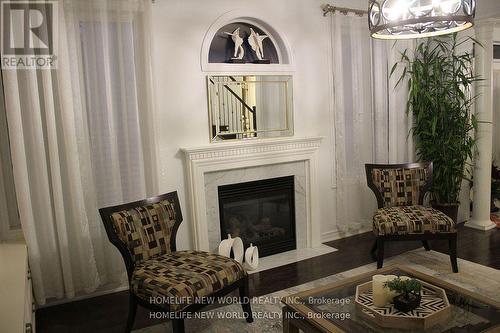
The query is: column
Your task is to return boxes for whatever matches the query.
[466,21,496,231]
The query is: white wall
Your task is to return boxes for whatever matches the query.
[150,0,367,249]
[494,25,500,43]
[477,1,500,20]
[150,1,500,249]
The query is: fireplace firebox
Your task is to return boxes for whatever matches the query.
[218,176,296,257]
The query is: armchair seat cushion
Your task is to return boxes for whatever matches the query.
[131,250,246,311]
[373,205,456,236]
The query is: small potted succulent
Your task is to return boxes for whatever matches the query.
[385,277,422,312]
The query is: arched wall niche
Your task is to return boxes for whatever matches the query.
[209,22,280,64]
[201,10,294,72]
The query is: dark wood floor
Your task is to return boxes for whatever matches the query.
[36,224,499,333]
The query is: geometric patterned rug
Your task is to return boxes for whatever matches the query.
[133,249,500,333]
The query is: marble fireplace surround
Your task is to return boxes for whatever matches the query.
[205,161,306,253]
[182,137,324,253]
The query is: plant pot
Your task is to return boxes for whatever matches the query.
[491,198,499,213]
[393,293,421,312]
[432,203,459,223]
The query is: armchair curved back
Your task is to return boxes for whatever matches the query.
[99,191,183,279]
[365,162,433,209]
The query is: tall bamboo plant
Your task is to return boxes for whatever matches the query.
[393,33,479,205]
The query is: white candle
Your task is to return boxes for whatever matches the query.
[384,275,398,303]
[372,275,388,307]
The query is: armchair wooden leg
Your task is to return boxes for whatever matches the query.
[125,292,137,333]
[370,240,378,261]
[376,238,385,269]
[422,240,431,251]
[172,319,185,333]
[449,234,458,273]
[239,277,254,323]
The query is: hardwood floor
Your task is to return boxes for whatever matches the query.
[36,224,499,333]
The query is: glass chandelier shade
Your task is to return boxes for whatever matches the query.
[368,0,476,39]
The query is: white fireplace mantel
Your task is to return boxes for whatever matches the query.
[181,136,323,251]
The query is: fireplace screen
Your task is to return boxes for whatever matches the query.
[218,176,296,257]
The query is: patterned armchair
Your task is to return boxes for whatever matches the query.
[99,191,253,333]
[365,163,458,273]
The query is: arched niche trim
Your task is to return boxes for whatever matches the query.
[209,22,279,64]
[201,10,294,72]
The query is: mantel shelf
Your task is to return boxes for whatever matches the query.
[182,136,323,161]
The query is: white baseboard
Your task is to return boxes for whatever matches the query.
[321,226,372,243]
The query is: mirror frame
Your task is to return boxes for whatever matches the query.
[207,75,294,142]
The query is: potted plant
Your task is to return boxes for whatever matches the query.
[492,163,500,213]
[385,277,422,312]
[392,34,480,222]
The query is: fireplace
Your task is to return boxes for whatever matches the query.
[218,176,296,257]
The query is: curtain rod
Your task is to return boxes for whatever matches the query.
[322,4,367,17]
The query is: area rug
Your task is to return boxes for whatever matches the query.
[133,249,500,332]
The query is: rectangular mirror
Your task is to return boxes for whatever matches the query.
[208,75,293,142]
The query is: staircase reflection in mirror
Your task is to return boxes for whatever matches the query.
[207,75,293,142]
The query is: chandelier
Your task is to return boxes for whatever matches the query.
[368,0,475,39]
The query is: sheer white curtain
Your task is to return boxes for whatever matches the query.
[329,13,414,232]
[0,74,22,240]
[372,40,415,164]
[2,0,156,305]
[71,0,158,207]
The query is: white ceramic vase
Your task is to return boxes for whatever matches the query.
[244,243,259,271]
[218,234,244,264]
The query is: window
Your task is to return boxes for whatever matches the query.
[78,19,151,207]
[494,44,500,60]
[0,72,22,241]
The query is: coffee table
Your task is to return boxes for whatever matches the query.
[281,265,500,333]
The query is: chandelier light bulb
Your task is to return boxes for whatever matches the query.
[369,0,475,39]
